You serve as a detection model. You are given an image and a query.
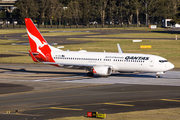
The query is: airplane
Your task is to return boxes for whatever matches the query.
[25,18,174,78]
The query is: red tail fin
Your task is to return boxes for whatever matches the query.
[25,18,48,52]
[25,18,56,62]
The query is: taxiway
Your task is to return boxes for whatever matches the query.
[0,64,180,120]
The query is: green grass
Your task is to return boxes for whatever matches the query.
[22,32,98,37]
[0,29,26,34]
[0,42,32,63]
[49,107,180,120]
[41,32,98,36]
[0,28,95,34]
[90,33,180,38]
[0,39,23,44]
[100,26,165,31]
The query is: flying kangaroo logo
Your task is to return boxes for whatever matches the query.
[39,41,48,49]
[27,29,47,58]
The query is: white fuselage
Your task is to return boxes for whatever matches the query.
[52,50,174,73]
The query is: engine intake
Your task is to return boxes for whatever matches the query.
[93,66,112,76]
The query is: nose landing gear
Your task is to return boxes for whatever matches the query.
[156,71,165,78]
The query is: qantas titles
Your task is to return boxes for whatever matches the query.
[125,56,149,61]
[106,56,149,61]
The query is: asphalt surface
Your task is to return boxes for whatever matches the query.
[0,64,180,120]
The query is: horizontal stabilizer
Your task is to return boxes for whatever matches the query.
[29,51,39,62]
[8,51,29,54]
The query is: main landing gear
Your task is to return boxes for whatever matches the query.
[87,72,94,77]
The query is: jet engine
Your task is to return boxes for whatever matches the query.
[93,66,112,76]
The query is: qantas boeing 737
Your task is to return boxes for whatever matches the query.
[25,18,174,78]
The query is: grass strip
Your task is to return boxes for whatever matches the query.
[90,33,180,38]
[41,32,98,36]
[0,38,180,67]
[49,107,180,120]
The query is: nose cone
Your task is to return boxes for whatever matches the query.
[167,62,174,70]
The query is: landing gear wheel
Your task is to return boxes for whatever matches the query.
[156,75,160,78]
[87,72,94,77]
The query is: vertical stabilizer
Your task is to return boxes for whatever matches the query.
[25,18,48,52]
[25,18,57,62]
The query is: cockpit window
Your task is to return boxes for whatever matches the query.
[159,60,168,63]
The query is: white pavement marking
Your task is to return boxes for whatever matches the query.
[0,71,179,86]
[34,76,81,81]
[63,71,180,86]
[0,76,84,82]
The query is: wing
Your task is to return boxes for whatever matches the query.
[43,62,95,70]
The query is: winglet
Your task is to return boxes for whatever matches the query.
[117,43,123,53]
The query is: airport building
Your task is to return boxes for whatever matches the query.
[0,0,17,12]
[0,0,17,25]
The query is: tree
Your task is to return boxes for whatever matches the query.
[78,0,91,25]
[15,0,38,20]
[46,0,63,25]
[121,0,134,25]
[131,0,142,26]
[171,4,180,24]
[106,0,116,25]
[142,0,180,25]
[58,0,71,6]
[99,0,109,27]
[65,1,82,27]
[37,0,50,25]
[89,0,100,23]
[12,0,180,27]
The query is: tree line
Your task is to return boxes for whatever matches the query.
[9,0,180,26]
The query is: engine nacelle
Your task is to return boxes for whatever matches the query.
[93,66,112,76]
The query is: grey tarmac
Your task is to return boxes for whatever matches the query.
[0,64,180,120]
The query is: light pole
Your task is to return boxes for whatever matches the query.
[145,0,148,26]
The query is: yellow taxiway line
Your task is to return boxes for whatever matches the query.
[161,99,180,102]
[50,107,83,111]
[104,103,134,107]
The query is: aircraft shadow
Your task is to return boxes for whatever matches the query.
[0,67,87,76]
[0,67,156,78]
[111,73,156,78]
